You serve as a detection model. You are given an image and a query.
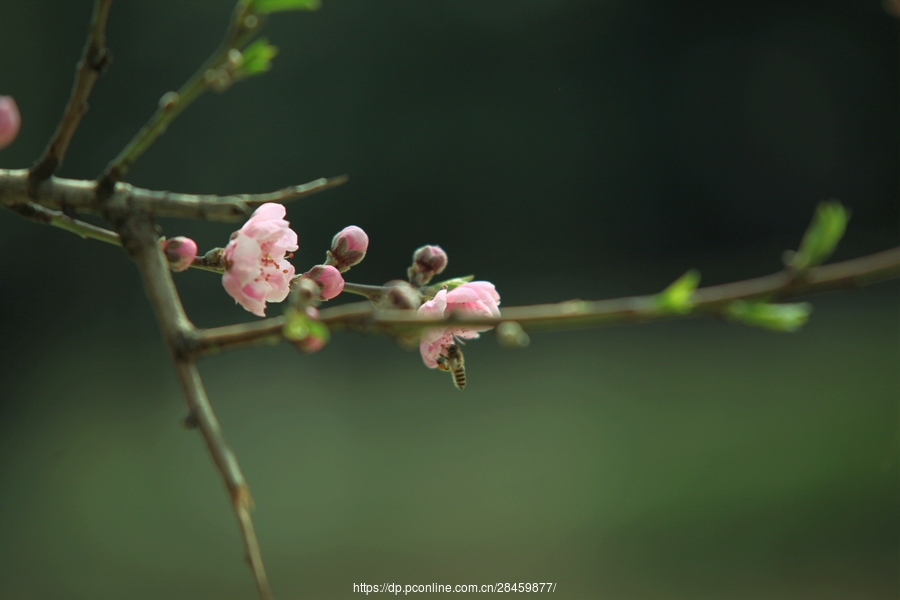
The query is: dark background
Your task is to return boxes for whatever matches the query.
[0,1,897,598]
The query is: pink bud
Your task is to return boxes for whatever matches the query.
[0,96,21,150]
[327,225,368,272]
[408,245,448,286]
[294,331,327,354]
[333,225,368,253]
[303,264,344,300]
[162,236,198,272]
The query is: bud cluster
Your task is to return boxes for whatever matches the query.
[160,202,500,378]
[298,224,369,302]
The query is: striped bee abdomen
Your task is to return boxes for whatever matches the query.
[451,367,466,390]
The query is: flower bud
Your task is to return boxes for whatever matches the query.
[327,225,368,272]
[293,329,328,354]
[303,264,344,300]
[162,236,198,272]
[408,245,448,287]
[379,280,421,310]
[201,247,226,270]
[0,96,21,150]
[290,277,321,307]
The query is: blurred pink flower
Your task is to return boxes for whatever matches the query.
[303,264,345,300]
[418,281,500,368]
[0,96,21,150]
[222,203,298,317]
[328,225,368,271]
[162,236,198,272]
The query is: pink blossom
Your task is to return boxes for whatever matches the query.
[328,225,368,272]
[222,203,298,317]
[162,236,198,272]
[303,264,344,300]
[418,281,500,368]
[0,96,21,150]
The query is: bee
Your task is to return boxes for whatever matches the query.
[436,343,466,390]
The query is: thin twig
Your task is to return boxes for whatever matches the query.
[113,214,272,600]
[191,246,900,356]
[1,169,347,221]
[341,282,386,301]
[96,1,262,195]
[28,0,113,189]
[10,201,121,245]
[7,202,235,274]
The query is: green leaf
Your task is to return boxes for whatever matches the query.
[283,309,311,341]
[422,275,475,299]
[307,319,330,344]
[251,0,321,14]
[283,307,330,352]
[655,269,700,314]
[236,38,279,78]
[789,200,849,272]
[726,300,812,332]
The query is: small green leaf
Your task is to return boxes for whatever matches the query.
[422,275,475,299]
[283,307,330,352]
[251,0,321,14]
[283,309,310,341]
[789,200,849,272]
[726,300,812,332]
[656,269,700,314]
[236,38,279,78]
[307,319,330,344]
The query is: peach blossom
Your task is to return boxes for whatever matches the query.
[418,281,500,368]
[222,203,298,317]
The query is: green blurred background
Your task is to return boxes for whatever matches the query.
[0,1,897,598]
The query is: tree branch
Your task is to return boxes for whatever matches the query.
[190,246,900,356]
[29,0,113,188]
[1,168,346,221]
[112,213,272,600]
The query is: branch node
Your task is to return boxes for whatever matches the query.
[182,412,199,430]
